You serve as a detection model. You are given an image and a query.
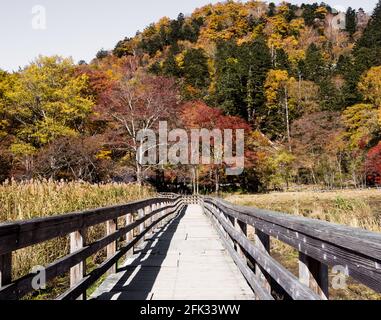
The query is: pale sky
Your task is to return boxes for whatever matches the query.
[0,0,378,72]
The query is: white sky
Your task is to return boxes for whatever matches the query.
[0,0,378,72]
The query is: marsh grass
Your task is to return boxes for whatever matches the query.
[0,179,154,299]
[225,190,381,300]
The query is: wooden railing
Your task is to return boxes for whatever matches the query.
[182,195,202,205]
[202,197,381,300]
[1,194,380,301]
[0,196,183,300]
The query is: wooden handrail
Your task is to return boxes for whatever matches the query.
[1,194,380,301]
[203,197,381,300]
[0,196,180,256]
[0,196,183,300]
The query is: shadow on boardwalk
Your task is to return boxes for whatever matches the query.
[94,207,187,300]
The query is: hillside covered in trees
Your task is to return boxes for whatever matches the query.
[1,1,381,193]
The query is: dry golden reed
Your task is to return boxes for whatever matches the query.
[0,179,154,282]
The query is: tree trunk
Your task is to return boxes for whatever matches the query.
[192,166,196,194]
[310,167,317,185]
[215,167,220,196]
[136,163,142,185]
[196,167,199,195]
[284,87,292,152]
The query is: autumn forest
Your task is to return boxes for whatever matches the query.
[1,0,381,194]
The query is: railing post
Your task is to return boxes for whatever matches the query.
[148,203,154,230]
[70,229,86,299]
[159,202,166,227]
[0,253,12,288]
[138,208,145,235]
[133,209,143,253]
[234,218,247,259]
[254,230,271,294]
[299,253,329,299]
[106,218,118,274]
[135,207,145,251]
[144,205,152,239]
[125,213,134,258]
[219,209,234,248]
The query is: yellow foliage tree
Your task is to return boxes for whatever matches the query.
[358,66,381,107]
[195,1,251,43]
[265,69,291,107]
[6,56,94,158]
[342,103,379,150]
[265,69,296,150]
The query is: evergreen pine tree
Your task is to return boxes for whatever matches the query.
[275,49,291,72]
[214,41,245,117]
[355,0,381,50]
[268,3,276,17]
[345,7,357,36]
[343,0,381,106]
[246,67,255,122]
[214,38,271,120]
[162,48,181,78]
[182,48,210,89]
[302,44,326,82]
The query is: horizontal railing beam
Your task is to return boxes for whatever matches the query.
[0,197,180,256]
[210,198,381,260]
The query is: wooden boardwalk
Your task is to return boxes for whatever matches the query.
[90,205,255,300]
[1,195,380,300]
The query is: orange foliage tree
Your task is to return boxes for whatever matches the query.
[180,101,253,193]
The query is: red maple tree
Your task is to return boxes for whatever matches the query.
[365,142,381,185]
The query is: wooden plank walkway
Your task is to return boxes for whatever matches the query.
[90,204,255,300]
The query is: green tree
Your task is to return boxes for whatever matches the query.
[162,47,181,77]
[264,69,295,149]
[214,41,244,116]
[214,38,271,120]
[342,103,379,150]
[355,0,381,51]
[268,2,276,17]
[182,48,210,89]
[0,70,13,139]
[96,49,109,60]
[6,56,94,159]
[345,7,357,36]
[274,48,290,71]
[301,43,326,82]
[345,0,381,105]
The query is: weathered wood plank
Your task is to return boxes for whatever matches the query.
[211,198,381,259]
[144,205,152,238]
[125,213,133,258]
[70,229,86,300]
[234,218,246,260]
[92,205,254,300]
[299,252,329,299]
[0,253,12,288]
[254,229,272,294]
[106,219,118,275]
